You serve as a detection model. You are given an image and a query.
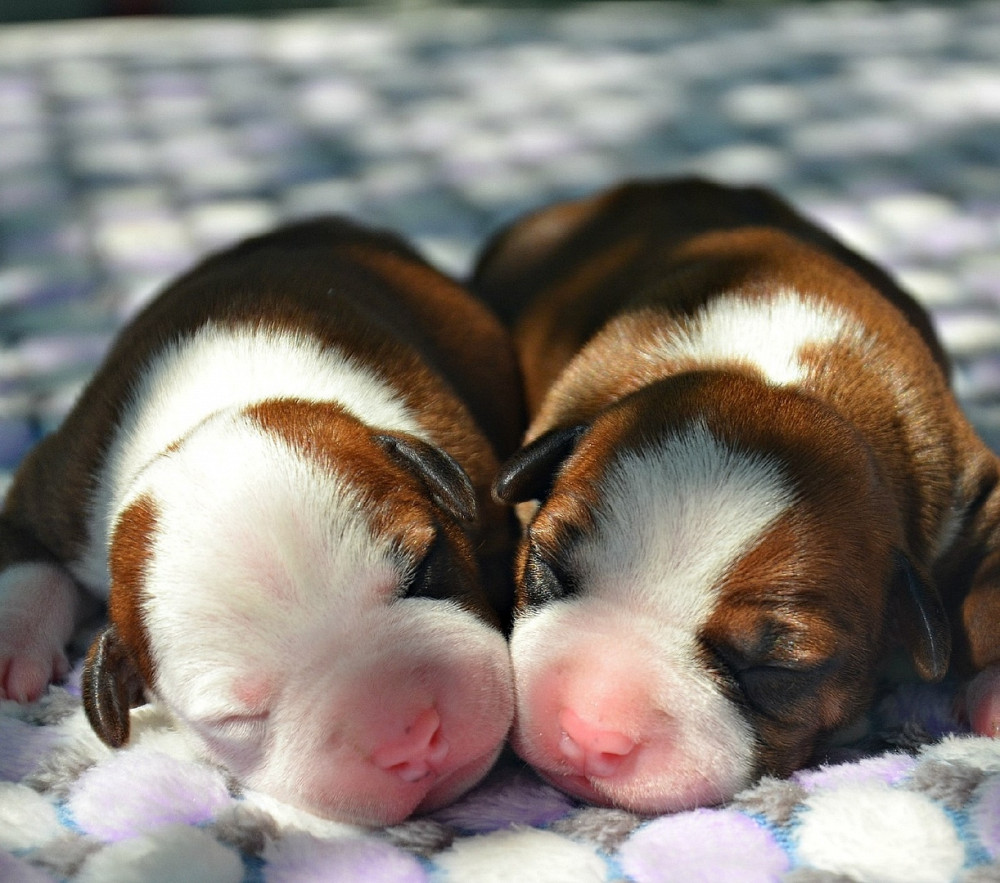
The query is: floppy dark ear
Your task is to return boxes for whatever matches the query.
[493,425,587,505]
[375,433,477,525]
[82,625,147,748]
[892,552,951,682]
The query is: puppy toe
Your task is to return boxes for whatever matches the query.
[0,562,79,703]
[1,653,58,702]
[967,664,1000,736]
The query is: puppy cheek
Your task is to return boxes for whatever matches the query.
[751,675,874,776]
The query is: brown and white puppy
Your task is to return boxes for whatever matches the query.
[0,218,522,826]
[471,177,1000,815]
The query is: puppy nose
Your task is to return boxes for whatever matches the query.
[558,707,636,778]
[370,707,449,782]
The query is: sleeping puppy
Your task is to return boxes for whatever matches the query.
[0,218,522,826]
[471,177,1000,815]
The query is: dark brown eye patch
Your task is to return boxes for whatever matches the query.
[402,530,452,600]
[521,543,577,606]
[702,636,836,720]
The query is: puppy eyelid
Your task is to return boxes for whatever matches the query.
[765,634,839,671]
[703,637,825,681]
[400,529,447,599]
[198,711,270,734]
[523,551,575,606]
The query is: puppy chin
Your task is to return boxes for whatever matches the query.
[528,762,742,816]
[415,742,506,814]
[309,779,436,828]
[512,737,750,816]
[247,782,425,830]
[264,747,503,827]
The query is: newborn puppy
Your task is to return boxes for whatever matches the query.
[472,177,1000,814]
[0,218,522,826]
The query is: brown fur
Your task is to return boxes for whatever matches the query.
[108,495,159,688]
[3,219,522,563]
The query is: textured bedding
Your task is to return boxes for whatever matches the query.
[3,3,1000,880]
[1,662,996,882]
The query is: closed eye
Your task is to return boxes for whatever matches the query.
[736,665,819,718]
[191,712,270,773]
[705,641,831,719]
[523,543,577,606]
[195,712,270,743]
[401,530,455,600]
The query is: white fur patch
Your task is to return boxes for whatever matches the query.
[645,289,863,387]
[571,419,795,624]
[132,411,408,719]
[72,323,424,593]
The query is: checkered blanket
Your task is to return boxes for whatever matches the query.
[4,4,1000,880]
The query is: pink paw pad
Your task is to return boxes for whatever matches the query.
[967,664,1000,737]
[0,562,77,703]
[1,652,69,703]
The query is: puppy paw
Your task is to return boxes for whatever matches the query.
[966,663,1000,737]
[0,562,78,702]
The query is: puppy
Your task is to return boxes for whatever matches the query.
[0,218,522,826]
[471,177,1000,814]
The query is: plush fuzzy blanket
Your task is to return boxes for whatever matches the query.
[2,665,998,882]
[4,1,1000,880]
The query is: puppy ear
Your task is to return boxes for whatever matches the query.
[493,425,587,505]
[375,433,477,525]
[892,552,950,682]
[82,625,147,748]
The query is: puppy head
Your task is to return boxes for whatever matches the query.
[495,372,948,813]
[83,400,514,825]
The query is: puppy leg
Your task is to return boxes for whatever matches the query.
[0,561,79,702]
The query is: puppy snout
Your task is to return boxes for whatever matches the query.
[557,707,637,778]
[370,707,450,782]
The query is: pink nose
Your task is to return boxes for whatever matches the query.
[558,708,636,778]
[371,707,450,783]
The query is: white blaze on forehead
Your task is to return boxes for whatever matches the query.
[646,290,861,387]
[75,322,425,592]
[571,420,795,626]
[114,323,425,501]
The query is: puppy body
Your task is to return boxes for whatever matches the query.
[473,178,1000,813]
[0,219,521,825]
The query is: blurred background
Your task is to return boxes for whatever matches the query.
[7,1,467,23]
[2,0,1000,491]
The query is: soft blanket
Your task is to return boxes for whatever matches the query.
[2,666,998,881]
